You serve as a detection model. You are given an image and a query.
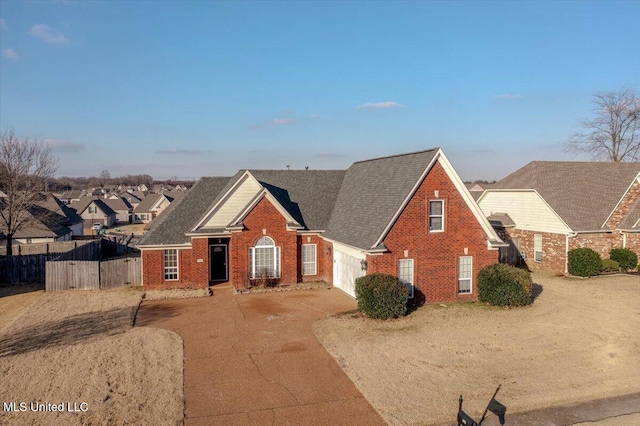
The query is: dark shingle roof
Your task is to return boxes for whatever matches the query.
[487,213,516,228]
[323,148,439,250]
[133,193,163,213]
[249,170,345,231]
[103,197,131,212]
[137,177,232,246]
[492,161,640,231]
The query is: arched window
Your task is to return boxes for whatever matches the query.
[249,236,280,278]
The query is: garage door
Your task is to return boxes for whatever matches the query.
[333,249,365,298]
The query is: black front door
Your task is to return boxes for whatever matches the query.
[209,245,228,281]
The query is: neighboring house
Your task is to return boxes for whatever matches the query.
[0,194,83,244]
[103,196,133,223]
[133,193,174,224]
[58,190,86,204]
[477,161,640,274]
[116,191,142,209]
[70,197,117,228]
[137,148,505,303]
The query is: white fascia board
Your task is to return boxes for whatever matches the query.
[371,150,440,249]
[437,151,507,245]
[321,236,386,255]
[601,173,640,228]
[190,171,252,232]
[138,244,192,250]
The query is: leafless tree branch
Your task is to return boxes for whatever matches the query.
[565,87,640,162]
[0,129,58,255]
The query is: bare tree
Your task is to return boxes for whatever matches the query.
[566,87,640,162]
[99,169,111,187]
[0,129,58,255]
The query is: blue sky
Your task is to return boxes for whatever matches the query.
[1,1,639,180]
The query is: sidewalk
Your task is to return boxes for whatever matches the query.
[444,393,640,426]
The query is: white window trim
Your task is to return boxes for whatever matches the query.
[398,258,415,299]
[164,249,179,281]
[458,256,472,294]
[534,234,543,263]
[429,199,445,233]
[249,236,281,279]
[302,243,317,276]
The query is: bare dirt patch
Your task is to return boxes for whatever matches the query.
[314,272,640,425]
[0,284,45,332]
[0,288,183,425]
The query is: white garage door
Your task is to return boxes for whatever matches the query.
[333,249,365,298]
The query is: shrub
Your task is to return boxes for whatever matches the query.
[600,259,620,273]
[355,273,408,319]
[609,248,638,272]
[477,264,533,307]
[567,248,602,277]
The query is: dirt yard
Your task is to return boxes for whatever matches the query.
[314,272,640,425]
[0,287,183,425]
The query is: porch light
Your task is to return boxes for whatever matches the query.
[360,259,368,271]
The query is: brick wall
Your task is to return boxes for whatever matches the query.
[504,229,633,274]
[624,233,640,255]
[229,197,299,289]
[297,234,331,283]
[142,247,205,290]
[367,161,498,303]
[505,229,567,274]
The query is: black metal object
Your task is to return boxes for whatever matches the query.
[457,385,507,426]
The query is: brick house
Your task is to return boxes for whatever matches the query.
[477,161,640,274]
[137,148,505,303]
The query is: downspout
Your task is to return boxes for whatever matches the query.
[620,230,627,249]
[565,232,578,274]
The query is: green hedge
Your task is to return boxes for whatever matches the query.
[477,264,533,307]
[600,259,620,273]
[567,248,602,277]
[355,273,408,319]
[609,248,638,272]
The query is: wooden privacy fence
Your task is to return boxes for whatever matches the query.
[0,240,96,256]
[0,253,61,284]
[46,257,141,291]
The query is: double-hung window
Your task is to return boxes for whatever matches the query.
[458,256,472,294]
[164,249,178,280]
[534,234,543,262]
[249,236,281,278]
[429,200,444,232]
[302,244,317,275]
[398,259,414,298]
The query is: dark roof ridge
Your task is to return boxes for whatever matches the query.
[352,147,439,165]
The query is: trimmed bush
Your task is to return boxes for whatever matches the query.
[567,248,602,277]
[355,273,408,319]
[609,248,638,272]
[600,258,620,273]
[477,264,533,307]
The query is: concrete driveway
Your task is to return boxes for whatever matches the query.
[136,286,385,426]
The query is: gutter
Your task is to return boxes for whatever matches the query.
[565,232,578,274]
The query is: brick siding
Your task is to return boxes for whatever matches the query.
[367,161,498,303]
[606,181,640,229]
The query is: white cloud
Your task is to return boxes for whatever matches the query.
[271,117,295,125]
[495,94,523,100]
[2,48,18,59]
[356,101,404,110]
[45,139,85,153]
[309,114,321,119]
[156,148,212,155]
[28,24,69,44]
